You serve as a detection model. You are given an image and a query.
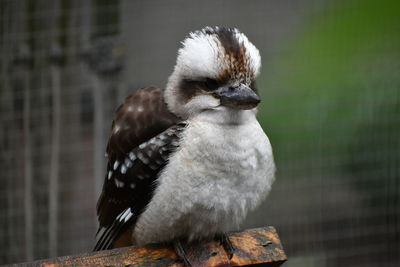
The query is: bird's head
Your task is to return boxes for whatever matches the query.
[165,27,262,121]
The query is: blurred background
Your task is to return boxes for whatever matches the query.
[0,0,399,266]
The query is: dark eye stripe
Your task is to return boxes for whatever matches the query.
[204,78,220,91]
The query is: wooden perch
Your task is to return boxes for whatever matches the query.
[24,226,286,267]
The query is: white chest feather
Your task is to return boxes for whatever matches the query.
[133,112,275,245]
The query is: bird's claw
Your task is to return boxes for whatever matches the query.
[218,233,235,259]
[173,240,192,267]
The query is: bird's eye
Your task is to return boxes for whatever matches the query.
[203,78,219,91]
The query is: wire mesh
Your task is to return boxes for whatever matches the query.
[0,0,399,266]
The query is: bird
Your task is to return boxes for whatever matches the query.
[94,26,276,265]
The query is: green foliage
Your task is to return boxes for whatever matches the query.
[256,0,400,180]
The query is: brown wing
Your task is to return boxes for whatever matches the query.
[95,87,183,251]
[106,86,180,163]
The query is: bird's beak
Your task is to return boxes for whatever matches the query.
[215,84,260,110]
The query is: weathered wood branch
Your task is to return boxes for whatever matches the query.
[21,226,286,267]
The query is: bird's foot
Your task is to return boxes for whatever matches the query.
[218,233,235,259]
[173,240,192,267]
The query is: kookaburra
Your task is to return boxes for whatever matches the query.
[94,26,275,263]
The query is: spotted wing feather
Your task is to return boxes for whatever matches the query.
[95,87,183,251]
[106,86,179,162]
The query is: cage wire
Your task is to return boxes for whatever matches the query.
[0,0,399,266]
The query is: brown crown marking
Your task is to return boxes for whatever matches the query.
[212,28,254,84]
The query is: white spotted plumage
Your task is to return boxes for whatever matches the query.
[117,208,133,223]
[128,152,136,161]
[125,158,133,168]
[120,164,127,174]
[114,179,124,188]
[113,160,119,170]
[137,152,149,164]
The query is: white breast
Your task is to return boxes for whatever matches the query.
[133,110,275,246]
